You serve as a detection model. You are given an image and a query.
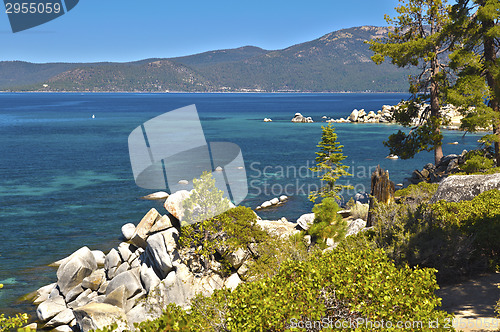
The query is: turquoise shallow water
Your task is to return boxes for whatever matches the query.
[0,93,483,314]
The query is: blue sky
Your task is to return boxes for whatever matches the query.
[0,0,399,63]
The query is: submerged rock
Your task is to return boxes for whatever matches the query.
[141,191,169,200]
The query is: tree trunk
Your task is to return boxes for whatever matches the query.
[367,165,395,227]
[430,59,444,166]
[482,14,500,166]
[430,20,443,166]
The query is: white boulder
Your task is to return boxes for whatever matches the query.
[56,247,97,297]
[346,219,367,237]
[121,223,136,241]
[164,190,192,221]
[296,213,315,231]
[224,273,242,291]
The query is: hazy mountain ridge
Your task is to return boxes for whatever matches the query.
[1,26,412,92]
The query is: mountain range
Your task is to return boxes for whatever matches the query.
[0,26,414,92]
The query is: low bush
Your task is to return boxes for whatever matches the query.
[0,313,29,332]
[359,189,500,282]
[429,190,500,270]
[460,155,495,174]
[394,182,439,204]
[346,198,369,220]
[246,232,319,281]
[179,206,268,274]
[136,247,452,332]
[454,166,500,175]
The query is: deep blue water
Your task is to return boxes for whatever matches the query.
[0,93,483,315]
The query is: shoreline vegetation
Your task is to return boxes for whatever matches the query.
[0,90,410,94]
[8,121,497,332]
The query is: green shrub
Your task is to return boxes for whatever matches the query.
[365,189,500,282]
[346,198,369,220]
[0,313,29,332]
[460,155,495,174]
[454,166,500,175]
[137,246,453,331]
[308,198,347,247]
[134,303,193,331]
[394,182,439,203]
[182,171,231,226]
[134,290,233,331]
[429,190,500,270]
[179,206,268,273]
[226,247,452,331]
[246,232,319,281]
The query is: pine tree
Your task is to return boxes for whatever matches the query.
[447,0,500,166]
[182,171,231,226]
[368,0,454,165]
[309,123,352,202]
[308,197,347,247]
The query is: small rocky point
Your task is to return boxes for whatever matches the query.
[291,113,314,123]
[30,189,371,331]
[328,103,463,127]
[32,204,251,332]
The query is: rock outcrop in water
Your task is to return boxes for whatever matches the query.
[291,113,313,123]
[255,195,288,210]
[327,103,464,128]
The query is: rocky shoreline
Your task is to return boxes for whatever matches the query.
[25,164,500,331]
[28,189,369,332]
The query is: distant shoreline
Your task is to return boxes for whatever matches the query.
[0,91,409,94]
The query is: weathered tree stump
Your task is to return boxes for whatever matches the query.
[367,165,395,227]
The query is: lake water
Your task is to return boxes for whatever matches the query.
[0,93,483,315]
